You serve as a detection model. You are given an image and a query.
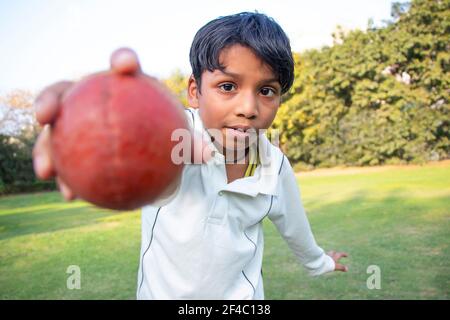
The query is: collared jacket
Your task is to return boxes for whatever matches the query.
[137,108,335,299]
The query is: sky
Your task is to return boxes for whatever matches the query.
[0,0,396,95]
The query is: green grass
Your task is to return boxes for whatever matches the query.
[264,164,450,299]
[0,163,449,299]
[0,193,140,299]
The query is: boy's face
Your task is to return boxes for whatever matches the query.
[188,44,282,153]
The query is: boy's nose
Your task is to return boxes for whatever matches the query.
[234,92,258,119]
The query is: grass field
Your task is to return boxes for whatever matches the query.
[0,162,449,299]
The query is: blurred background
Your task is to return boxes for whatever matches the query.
[0,0,448,299]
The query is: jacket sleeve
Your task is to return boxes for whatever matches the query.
[268,156,335,276]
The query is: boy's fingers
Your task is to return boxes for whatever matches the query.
[35,49,141,125]
[32,125,56,180]
[34,81,73,125]
[110,47,141,75]
[56,176,77,201]
[335,263,348,272]
[336,252,349,260]
[334,252,348,261]
[327,251,349,261]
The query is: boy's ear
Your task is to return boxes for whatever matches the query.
[187,75,199,109]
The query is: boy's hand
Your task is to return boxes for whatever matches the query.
[33,48,142,201]
[33,47,212,202]
[327,251,349,272]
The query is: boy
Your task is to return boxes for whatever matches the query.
[33,12,348,299]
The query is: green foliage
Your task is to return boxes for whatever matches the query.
[274,0,450,168]
[163,69,189,107]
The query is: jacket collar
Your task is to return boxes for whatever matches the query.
[189,108,283,197]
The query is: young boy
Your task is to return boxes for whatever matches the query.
[33,12,348,300]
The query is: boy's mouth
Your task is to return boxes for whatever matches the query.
[223,125,258,145]
[224,127,249,139]
[225,125,252,133]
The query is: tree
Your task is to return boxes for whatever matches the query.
[163,69,189,107]
[0,90,55,194]
[273,0,449,168]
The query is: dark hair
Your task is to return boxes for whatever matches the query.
[189,12,294,94]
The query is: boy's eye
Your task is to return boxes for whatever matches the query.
[219,83,236,92]
[260,87,276,97]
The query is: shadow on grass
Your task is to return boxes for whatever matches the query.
[0,193,132,241]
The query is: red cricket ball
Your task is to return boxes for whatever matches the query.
[51,72,187,210]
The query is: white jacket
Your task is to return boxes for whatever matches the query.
[137,108,335,299]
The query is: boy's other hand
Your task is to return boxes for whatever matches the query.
[327,251,349,272]
[32,48,142,201]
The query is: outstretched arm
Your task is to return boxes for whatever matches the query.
[33,48,212,206]
[33,48,143,201]
[268,156,349,276]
